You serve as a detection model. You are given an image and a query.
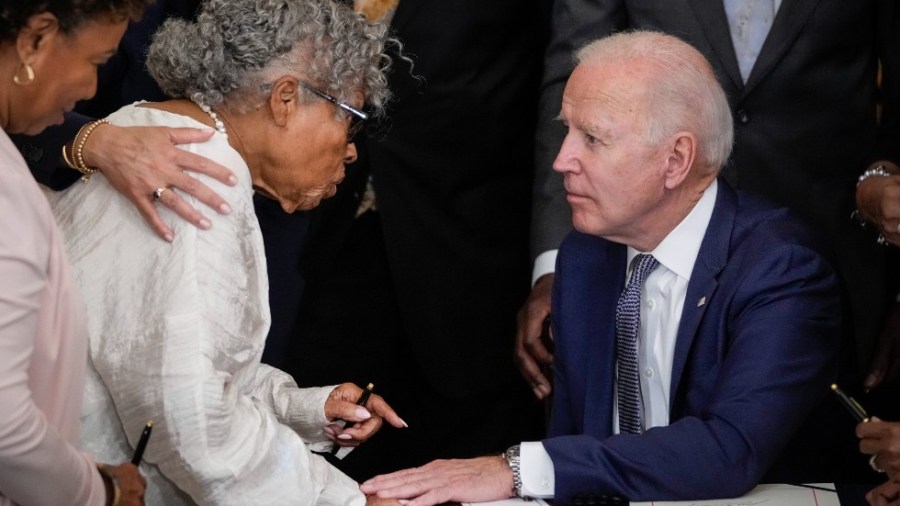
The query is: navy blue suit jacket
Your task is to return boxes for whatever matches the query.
[544,180,841,502]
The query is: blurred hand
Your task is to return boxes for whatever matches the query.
[855,161,900,247]
[858,417,900,480]
[324,383,407,447]
[866,302,900,392]
[514,274,554,399]
[360,456,513,506]
[866,480,900,506]
[82,123,237,242]
[99,462,146,506]
[365,495,404,506]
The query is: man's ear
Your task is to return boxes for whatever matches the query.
[16,12,60,63]
[267,75,300,127]
[662,131,697,190]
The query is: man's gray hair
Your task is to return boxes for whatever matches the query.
[147,0,393,118]
[576,30,733,173]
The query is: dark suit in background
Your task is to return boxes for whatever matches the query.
[548,181,840,502]
[284,1,551,480]
[12,0,311,370]
[531,0,900,446]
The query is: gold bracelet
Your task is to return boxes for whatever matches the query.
[96,464,122,506]
[72,119,109,182]
[61,143,77,171]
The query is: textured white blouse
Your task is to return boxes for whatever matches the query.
[49,104,364,505]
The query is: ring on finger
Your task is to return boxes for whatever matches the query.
[153,187,170,201]
[870,455,885,473]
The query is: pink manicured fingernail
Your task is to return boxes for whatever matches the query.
[355,407,371,419]
[219,203,232,214]
[337,433,353,440]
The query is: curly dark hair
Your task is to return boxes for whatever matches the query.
[0,0,152,42]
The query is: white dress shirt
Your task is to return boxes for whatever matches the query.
[520,180,718,498]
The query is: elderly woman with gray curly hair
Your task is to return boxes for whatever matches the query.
[47,0,406,504]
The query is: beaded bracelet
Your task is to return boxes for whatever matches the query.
[70,118,109,182]
[853,164,893,245]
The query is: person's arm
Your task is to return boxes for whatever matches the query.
[855,1,900,392]
[247,365,406,448]
[543,241,840,503]
[0,165,105,505]
[515,0,628,398]
[13,111,238,242]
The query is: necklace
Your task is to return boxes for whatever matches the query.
[192,98,227,138]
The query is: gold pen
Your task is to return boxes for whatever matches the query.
[831,384,869,423]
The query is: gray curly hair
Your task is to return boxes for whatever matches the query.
[147,0,392,119]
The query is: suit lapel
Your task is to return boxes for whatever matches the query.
[744,0,823,93]
[583,243,625,438]
[688,0,744,91]
[669,180,735,404]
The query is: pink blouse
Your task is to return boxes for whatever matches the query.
[0,130,105,506]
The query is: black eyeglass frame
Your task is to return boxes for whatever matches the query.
[299,81,368,138]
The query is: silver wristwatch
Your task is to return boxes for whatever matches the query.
[503,444,524,498]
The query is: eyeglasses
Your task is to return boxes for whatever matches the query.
[300,81,368,140]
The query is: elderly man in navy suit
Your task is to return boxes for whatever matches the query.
[360,31,840,504]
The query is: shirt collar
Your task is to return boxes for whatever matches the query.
[627,179,717,281]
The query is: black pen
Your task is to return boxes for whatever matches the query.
[831,383,870,423]
[330,383,374,456]
[131,420,153,465]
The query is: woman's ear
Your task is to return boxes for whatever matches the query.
[268,76,300,127]
[16,12,60,62]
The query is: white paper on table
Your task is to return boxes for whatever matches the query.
[463,499,552,505]
[632,483,840,506]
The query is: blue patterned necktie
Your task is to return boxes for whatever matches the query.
[616,254,659,434]
[725,0,776,82]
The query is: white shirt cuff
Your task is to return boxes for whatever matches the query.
[532,250,558,286]
[520,441,555,498]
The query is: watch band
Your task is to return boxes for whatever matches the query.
[503,444,524,498]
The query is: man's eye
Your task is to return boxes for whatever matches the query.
[586,133,602,146]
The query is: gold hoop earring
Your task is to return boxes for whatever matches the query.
[13,62,34,85]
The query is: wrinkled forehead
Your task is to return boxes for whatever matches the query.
[562,61,651,123]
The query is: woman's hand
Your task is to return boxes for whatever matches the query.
[859,418,900,480]
[99,462,146,506]
[324,383,407,447]
[82,123,237,242]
